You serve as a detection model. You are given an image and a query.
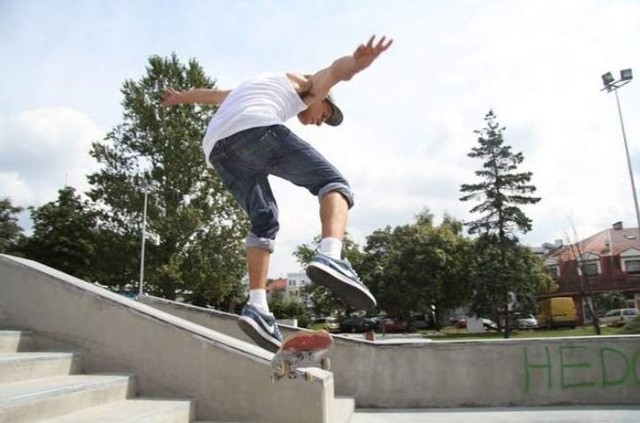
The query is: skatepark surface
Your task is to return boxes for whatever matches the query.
[353,406,640,423]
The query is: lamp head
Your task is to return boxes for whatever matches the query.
[601,72,615,87]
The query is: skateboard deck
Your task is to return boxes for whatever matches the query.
[270,329,334,383]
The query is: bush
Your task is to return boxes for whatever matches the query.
[621,315,640,334]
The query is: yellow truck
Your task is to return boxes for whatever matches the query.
[536,297,578,329]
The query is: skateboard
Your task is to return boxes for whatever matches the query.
[270,330,334,383]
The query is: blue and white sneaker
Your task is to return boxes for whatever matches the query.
[238,304,283,353]
[306,253,377,311]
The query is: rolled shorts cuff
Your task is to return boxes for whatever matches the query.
[318,182,355,209]
[245,232,275,253]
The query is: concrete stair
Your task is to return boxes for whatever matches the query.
[0,330,197,423]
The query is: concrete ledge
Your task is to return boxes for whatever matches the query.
[140,294,640,408]
[0,254,337,423]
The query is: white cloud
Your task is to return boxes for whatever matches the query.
[1,0,639,278]
[0,107,103,208]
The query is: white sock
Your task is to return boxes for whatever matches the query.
[319,237,342,260]
[249,289,269,314]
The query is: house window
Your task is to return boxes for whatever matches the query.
[625,260,640,274]
[583,262,598,276]
[548,265,559,279]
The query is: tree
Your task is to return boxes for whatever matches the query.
[269,290,312,328]
[87,54,249,306]
[0,197,24,254]
[20,187,99,280]
[469,234,551,326]
[460,110,541,337]
[359,210,474,324]
[556,226,606,335]
[429,214,475,329]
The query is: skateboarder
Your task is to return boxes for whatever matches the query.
[161,35,393,352]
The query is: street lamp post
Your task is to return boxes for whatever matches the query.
[601,68,639,238]
[139,183,149,296]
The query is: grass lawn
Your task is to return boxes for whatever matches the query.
[422,325,626,341]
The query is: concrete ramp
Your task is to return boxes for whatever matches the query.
[0,254,351,423]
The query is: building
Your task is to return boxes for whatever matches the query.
[541,222,640,324]
[285,272,312,305]
[265,277,287,300]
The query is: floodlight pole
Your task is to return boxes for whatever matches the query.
[602,69,639,239]
[139,183,149,296]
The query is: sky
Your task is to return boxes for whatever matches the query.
[1,0,640,278]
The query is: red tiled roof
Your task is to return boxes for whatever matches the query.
[266,278,287,292]
[551,227,640,261]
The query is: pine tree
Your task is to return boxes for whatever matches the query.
[460,110,540,238]
[460,110,541,337]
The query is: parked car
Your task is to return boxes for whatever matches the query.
[411,315,435,331]
[371,317,409,333]
[516,313,538,329]
[601,308,639,327]
[308,316,340,333]
[454,317,498,331]
[340,317,374,333]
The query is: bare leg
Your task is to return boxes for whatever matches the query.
[320,191,349,239]
[246,247,270,290]
[309,191,377,310]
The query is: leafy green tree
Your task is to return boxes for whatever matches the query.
[598,292,626,311]
[269,290,312,328]
[460,110,541,337]
[20,187,99,280]
[87,54,249,305]
[470,234,550,326]
[360,210,474,324]
[429,214,475,329]
[0,197,24,254]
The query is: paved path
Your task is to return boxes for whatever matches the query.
[353,406,640,423]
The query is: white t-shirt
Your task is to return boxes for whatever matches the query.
[201,72,308,160]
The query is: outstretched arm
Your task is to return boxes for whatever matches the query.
[292,35,393,105]
[160,87,231,106]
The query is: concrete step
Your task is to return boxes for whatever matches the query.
[0,352,82,383]
[332,397,356,423]
[0,330,32,353]
[0,374,136,423]
[38,398,195,423]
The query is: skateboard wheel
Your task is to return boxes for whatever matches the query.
[320,357,330,370]
[305,371,313,381]
[279,361,290,374]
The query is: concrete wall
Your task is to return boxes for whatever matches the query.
[0,255,336,423]
[141,295,640,408]
[332,334,640,407]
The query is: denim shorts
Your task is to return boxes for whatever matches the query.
[208,124,354,252]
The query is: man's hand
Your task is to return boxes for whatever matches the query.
[160,87,182,106]
[352,35,393,74]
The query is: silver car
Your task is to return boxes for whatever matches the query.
[601,308,639,327]
[517,314,538,329]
